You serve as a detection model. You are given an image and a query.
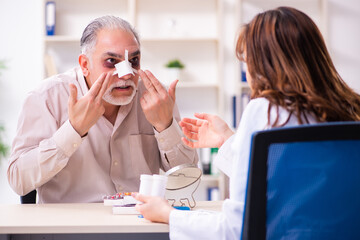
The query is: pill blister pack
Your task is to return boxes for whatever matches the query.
[103,192,139,215]
[103,192,137,206]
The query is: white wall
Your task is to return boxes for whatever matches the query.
[0,0,43,203]
[0,0,359,203]
[328,0,360,93]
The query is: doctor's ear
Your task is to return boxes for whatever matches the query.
[79,54,90,77]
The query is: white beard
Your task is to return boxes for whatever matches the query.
[102,80,137,106]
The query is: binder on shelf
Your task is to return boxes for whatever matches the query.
[210,148,219,175]
[232,93,250,129]
[207,187,220,201]
[241,92,250,115]
[232,95,241,129]
[45,1,56,36]
[44,54,58,77]
[240,62,247,82]
[201,148,211,175]
[200,148,220,176]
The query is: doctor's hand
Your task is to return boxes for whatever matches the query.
[139,69,178,132]
[179,113,234,149]
[133,193,173,224]
[68,71,112,137]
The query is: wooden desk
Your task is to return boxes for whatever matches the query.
[0,201,222,240]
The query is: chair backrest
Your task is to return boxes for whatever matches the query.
[20,190,37,204]
[241,122,360,240]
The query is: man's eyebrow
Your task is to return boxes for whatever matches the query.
[103,50,140,59]
[129,50,140,57]
[104,52,122,58]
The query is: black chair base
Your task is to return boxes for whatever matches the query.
[20,190,37,204]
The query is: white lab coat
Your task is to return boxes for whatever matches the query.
[169,97,317,240]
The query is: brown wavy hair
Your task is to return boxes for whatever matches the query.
[236,6,360,126]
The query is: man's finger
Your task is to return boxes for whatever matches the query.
[141,90,152,102]
[97,71,113,99]
[87,72,106,96]
[144,70,166,94]
[139,69,157,94]
[68,84,78,106]
[140,95,148,110]
[168,79,178,101]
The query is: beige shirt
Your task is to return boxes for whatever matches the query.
[8,67,198,203]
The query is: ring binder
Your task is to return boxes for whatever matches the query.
[45,1,56,36]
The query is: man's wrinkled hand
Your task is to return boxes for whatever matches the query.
[139,69,178,132]
[68,71,112,136]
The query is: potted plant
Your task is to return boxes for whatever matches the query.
[0,60,6,75]
[164,59,185,85]
[0,124,9,160]
[0,60,9,161]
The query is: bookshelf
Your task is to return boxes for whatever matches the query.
[42,0,226,200]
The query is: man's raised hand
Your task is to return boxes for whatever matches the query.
[139,69,178,132]
[68,71,112,136]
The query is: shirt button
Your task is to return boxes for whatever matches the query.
[114,161,118,166]
[73,143,78,148]
[118,185,123,191]
[159,138,164,142]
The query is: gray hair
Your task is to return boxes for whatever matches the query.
[80,16,140,55]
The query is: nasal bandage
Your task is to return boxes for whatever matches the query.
[113,49,138,78]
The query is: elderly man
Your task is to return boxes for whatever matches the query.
[8,16,198,203]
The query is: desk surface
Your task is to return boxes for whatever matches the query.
[0,201,222,234]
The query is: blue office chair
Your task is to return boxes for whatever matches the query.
[20,190,37,204]
[241,122,360,240]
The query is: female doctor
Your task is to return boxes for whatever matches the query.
[133,6,360,240]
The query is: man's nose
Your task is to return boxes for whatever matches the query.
[120,73,133,80]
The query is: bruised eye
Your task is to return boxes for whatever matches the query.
[129,57,139,68]
[104,58,117,68]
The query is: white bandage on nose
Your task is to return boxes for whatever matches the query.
[113,49,138,78]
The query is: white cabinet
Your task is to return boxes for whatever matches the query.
[42,0,227,200]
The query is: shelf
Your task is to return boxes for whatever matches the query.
[141,37,219,43]
[242,0,320,3]
[44,35,219,43]
[201,175,220,184]
[44,36,80,42]
[177,82,219,88]
[238,81,250,89]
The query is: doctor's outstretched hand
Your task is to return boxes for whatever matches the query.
[133,193,173,224]
[139,69,178,132]
[179,113,234,149]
